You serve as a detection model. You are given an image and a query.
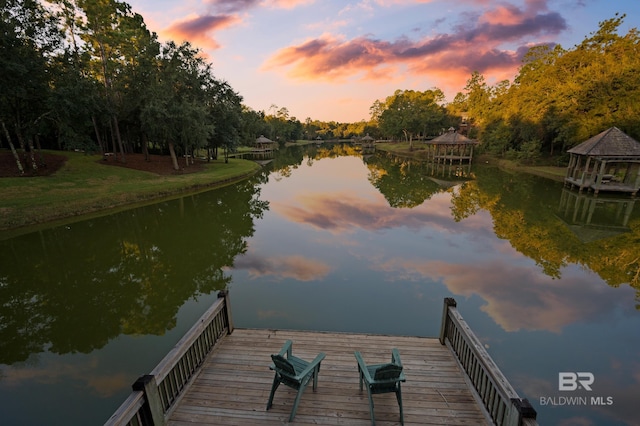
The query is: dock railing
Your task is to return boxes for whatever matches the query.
[439,297,537,426]
[104,290,234,426]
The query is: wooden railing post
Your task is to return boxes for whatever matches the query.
[439,297,457,345]
[132,375,165,426]
[507,398,537,425]
[218,289,234,334]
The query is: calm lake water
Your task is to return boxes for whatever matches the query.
[1,144,639,425]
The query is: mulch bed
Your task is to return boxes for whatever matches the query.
[0,151,68,177]
[0,151,208,177]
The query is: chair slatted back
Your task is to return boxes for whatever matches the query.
[374,364,403,381]
[271,354,296,377]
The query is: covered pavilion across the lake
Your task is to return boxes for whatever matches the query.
[252,135,277,159]
[425,128,478,165]
[564,127,640,196]
[359,133,375,148]
[254,135,277,153]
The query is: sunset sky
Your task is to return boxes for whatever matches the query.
[125,0,640,122]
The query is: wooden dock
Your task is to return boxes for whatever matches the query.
[167,328,488,425]
[106,295,537,426]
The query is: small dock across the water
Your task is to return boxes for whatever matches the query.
[106,295,537,426]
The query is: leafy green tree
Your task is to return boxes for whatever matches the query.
[377,89,447,149]
[462,72,491,128]
[140,42,212,170]
[208,80,243,162]
[77,0,131,160]
[464,14,640,161]
[241,106,270,145]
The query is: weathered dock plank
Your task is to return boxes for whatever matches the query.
[167,328,490,425]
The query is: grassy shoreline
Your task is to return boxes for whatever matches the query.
[0,152,261,237]
[374,142,567,182]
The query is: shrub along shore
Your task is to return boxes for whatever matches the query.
[0,151,261,237]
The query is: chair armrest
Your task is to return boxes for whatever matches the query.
[278,340,293,358]
[391,349,406,382]
[354,351,374,383]
[391,348,402,366]
[294,352,326,380]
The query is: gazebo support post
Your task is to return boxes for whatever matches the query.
[594,160,607,194]
[633,164,640,196]
[579,157,592,192]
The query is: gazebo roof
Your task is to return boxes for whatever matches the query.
[567,127,640,157]
[361,134,374,141]
[430,131,477,145]
[256,135,274,144]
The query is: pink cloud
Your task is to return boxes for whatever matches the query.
[264,34,399,82]
[2,358,130,397]
[263,1,566,90]
[480,5,528,26]
[165,14,240,49]
[273,191,456,234]
[205,0,313,11]
[263,0,315,9]
[373,258,630,333]
[234,253,332,281]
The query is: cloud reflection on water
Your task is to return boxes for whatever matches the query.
[263,174,634,334]
[373,257,634,333]
[273,190,466,234]
[233,251,332,281]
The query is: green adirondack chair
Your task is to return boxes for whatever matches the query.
[266,340,326,422]
[354,348,406,425]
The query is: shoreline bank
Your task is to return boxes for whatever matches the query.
[0,152,261,239]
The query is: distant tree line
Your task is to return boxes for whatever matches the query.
[2,1,637,173]
[0,0,309,172]
[448,14,640,163]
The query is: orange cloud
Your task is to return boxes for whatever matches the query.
[165,14,240,49]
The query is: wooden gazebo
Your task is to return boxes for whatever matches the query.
[564,127,640,196]
[254,135,277,152]
[360,134,375,148]
[425,128,478,164]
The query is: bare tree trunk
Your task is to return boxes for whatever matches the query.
[109,120,117,161]
[92,115,105,154]
[14,123,27,161]
[142,133,150,161]
[35,135,45,167]
[112,115,126,163]
[27,137,38,171]
[168,141,180,171]
[1,120,25,175]
[184,143,188,167]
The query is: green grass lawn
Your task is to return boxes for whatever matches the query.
[0,151,261,233]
